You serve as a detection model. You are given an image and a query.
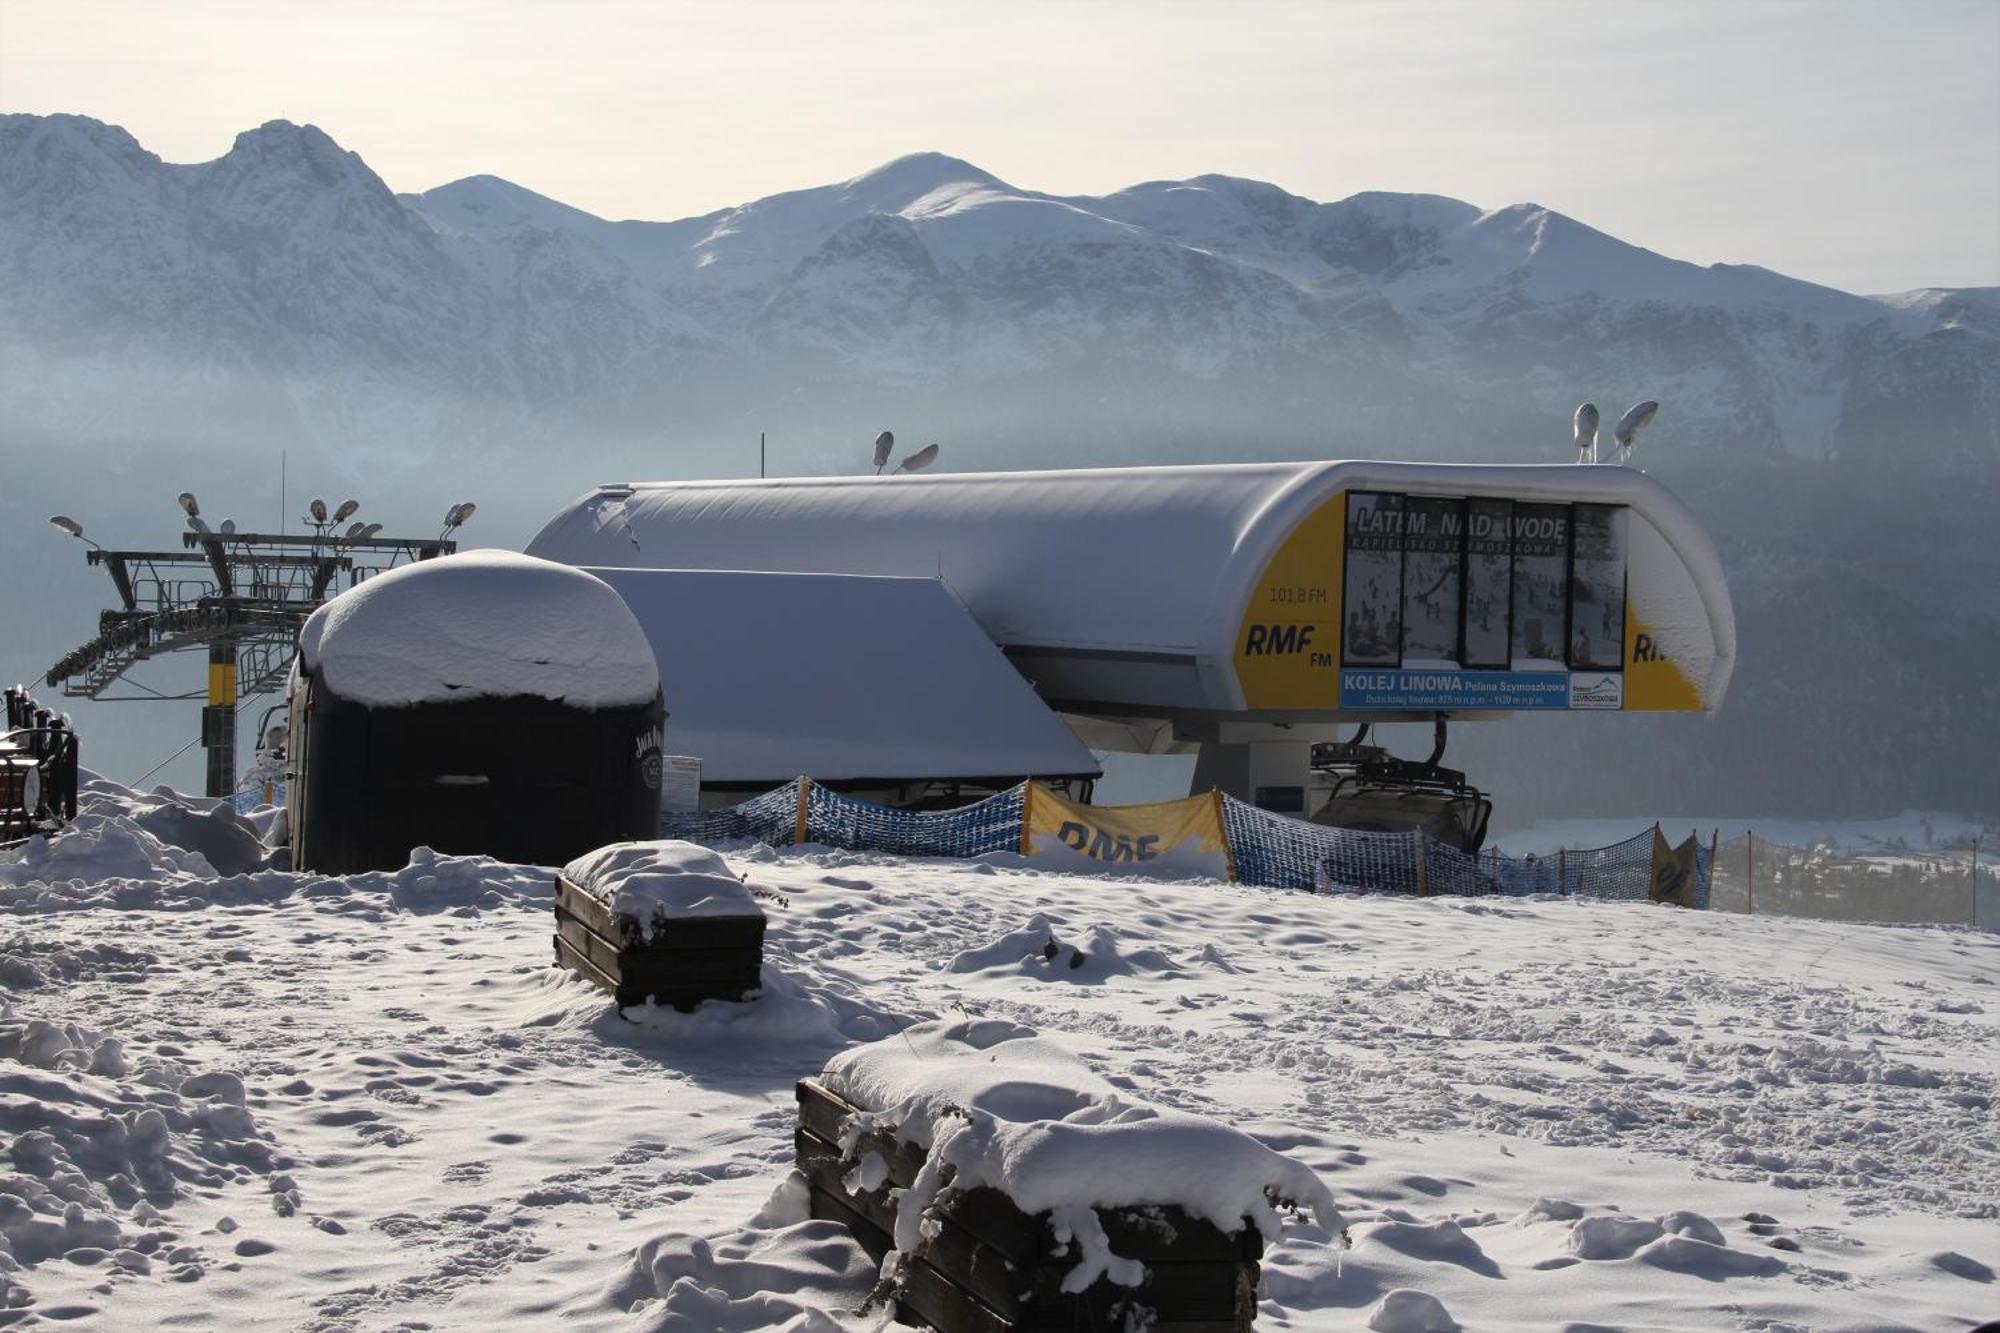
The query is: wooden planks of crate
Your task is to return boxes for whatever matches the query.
[795,1077,1261,1333]
[553,872,765,1011]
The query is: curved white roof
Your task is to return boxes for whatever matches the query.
[527,462,1734,718]
[300,550,660,708]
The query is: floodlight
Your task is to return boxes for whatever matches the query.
[187,516,212,537]
[358,523,384,539]
[1612,400,1660,464]
[894,443,940,474]
[177,492,200,518]
[50,515,103,552]
[452,502,476,527]
[872,430,895,473]
[344,521,365,538]
[309,498,328,524]
[1572,402,1600,465]
[332,499,360,524]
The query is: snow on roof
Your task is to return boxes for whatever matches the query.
[562,841,761,933]
[820,1018,1343,1264]
[584,567,1098,784]
[530,462,1735,716]
[299,550,659,709]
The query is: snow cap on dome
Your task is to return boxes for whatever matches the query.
[298,550,660,708]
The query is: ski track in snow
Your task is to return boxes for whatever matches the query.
[0,797,1996,1331]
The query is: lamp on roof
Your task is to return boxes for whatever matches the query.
[1612,400,1659,466]
[1572,403,1600,464]
[894,443,941,474]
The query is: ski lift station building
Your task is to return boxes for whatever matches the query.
[526,461,1735,808]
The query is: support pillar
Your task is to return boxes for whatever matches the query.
[1182,721,1345,815]
[202,640,237,798]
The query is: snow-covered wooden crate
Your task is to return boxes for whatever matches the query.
[794,1021,1344,1333]
[553,841,765,1011]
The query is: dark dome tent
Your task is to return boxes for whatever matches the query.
[287,551,665,874]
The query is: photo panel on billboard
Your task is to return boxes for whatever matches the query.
[1343,492,1403,666]
[1401,495,1464,666]
[1509,502,1569,671]
[1462,498,1512,669]
[1568,504,1627,669]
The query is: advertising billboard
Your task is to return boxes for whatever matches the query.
[1462,498,1512,669]
[1401,496,1465,667]
[1569,504,1627,670]
[1335,493,1631,712]
[1342,492,1403,666]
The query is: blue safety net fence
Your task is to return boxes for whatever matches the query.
[656,779,804,845]
[656,779,1711,907]
[800,782,1026,858]
[227,783,286,815]
[234,773,1705,905]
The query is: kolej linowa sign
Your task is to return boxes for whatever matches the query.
[1234,486,1711,714]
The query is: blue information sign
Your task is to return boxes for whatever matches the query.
[1339,669,1572,711]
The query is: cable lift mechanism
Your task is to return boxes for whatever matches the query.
[44,493,475,797]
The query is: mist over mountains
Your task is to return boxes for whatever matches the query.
[2,112,1995,821]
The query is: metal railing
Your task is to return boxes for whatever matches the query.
[2,686,81,844]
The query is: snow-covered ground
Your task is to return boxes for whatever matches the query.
[2,780,1995,1331]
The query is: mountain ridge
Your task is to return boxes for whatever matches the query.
[11,112,1988,480]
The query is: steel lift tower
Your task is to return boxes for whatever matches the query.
[44,496,473,798]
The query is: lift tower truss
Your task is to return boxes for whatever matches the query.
[46,528,457,797]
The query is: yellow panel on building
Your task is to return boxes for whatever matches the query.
[1233,493,1344,710]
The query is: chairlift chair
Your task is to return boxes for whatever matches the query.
[1308,717,1493,853]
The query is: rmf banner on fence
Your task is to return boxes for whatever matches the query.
[1649,827,1700,907]
[1022,784,1235,881]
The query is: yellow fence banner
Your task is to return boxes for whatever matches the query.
[1022,784,1235,881]
[1649,827,1700,907]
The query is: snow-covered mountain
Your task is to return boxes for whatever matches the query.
[3,113,1994,478]
[3,113,1997,821]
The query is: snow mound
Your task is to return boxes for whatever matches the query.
[1566,1209,1773,1274]
[1636,1233,1786,1277]
[1367,1288,1460,1333]
[819,1019,1344,1249]
[297,550,659,708]
[0,807,543,916]
[0,1006,285,1301]
[1567,1214,1666,1260]
[94,782,274,877]
[1513,1197,1584,1225]
[608,1220,874,1331]
[562,841,761,934]
[946,914,1189,982]
[1,813,222,894]
[1360,1217,1499,1276]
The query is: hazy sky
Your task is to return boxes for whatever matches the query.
[5,0,1996,292]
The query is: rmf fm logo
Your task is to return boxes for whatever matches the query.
[1244,623,1334,667]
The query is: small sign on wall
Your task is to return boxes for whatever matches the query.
[660,755,703,812]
